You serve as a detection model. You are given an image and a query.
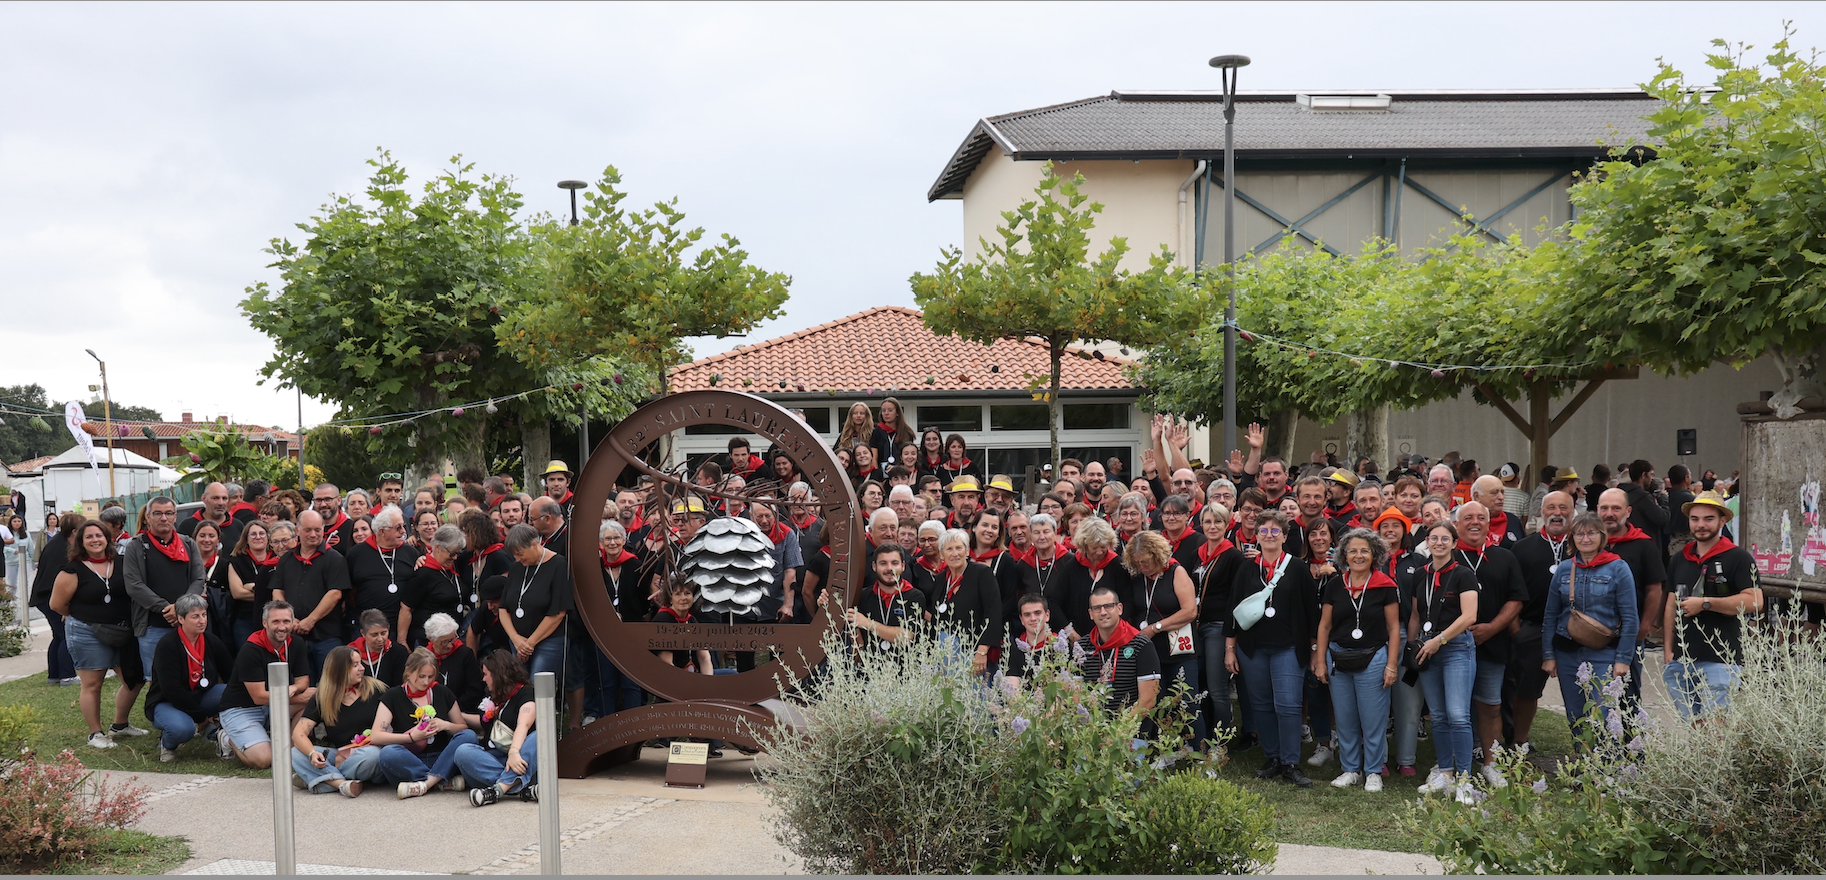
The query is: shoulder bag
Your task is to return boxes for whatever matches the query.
[1565,563,1618,649]
[1232,554,1289,632]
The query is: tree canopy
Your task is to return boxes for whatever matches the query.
[912,165,1204,471]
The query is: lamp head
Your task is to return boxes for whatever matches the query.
[1209,54,1251,69]
[557,180,588,191]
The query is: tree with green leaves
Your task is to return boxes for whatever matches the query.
[1564,28,1826,419]
[496,166,791,392]
[241,152,644,487]
[912,165,1204,472]
[0,385,68,466]
[166,429,292,488]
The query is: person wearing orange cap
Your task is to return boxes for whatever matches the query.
[1372,504,1427,777]
[1662,493,1761,720]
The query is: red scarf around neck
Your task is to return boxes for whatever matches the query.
[247,628,290,660]
[429,637,463,661]
[766,520,792,546]
[600,547,637,569]
[790,511,819,531]
[1573,550,1622,569]
[1088,618,1142,653]
[146,530,189,563]
[421,554,452,573]
[873,578,914,604]
[660,606,692,623]
[351,636,392,664]
[405,681,433,699]
[1075,547,1117,573]
[1610,524,1653,545]
[1198,538,1234,566]
[178,627,207,687]
[916,554,943,573]
[1684,536,1738,565]
[970,547,1002,564]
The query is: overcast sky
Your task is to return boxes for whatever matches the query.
[4,1,1818,431]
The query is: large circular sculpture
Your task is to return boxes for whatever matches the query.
[557,390,863,777]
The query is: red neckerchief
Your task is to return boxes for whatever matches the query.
[487,494,505,510]
[361,533,379,551]
[247,628,289,660]
[421,554,452,573]
[429,637,463,661]
[1610,524,1653,545]
[293,546,320,567]
[251,550,280,567]
[323,511,350,546]
[660,607,692,624]
[484,683,522,722]
[1488,511,1512,540]
[1574,550,1623,569]
[624,512,646,532]
[1117,528,1137,545]
[1088,618,1142,653]
[1198,538,1234,566]
[1163,526,1195,554]
[552,490,574,506]
[790,511,819,531]
[178,626,207,687]
[970,547,1001,564]
[945,456,972,471]
[1257,550,1287,582]
[766,520,792,545]
[1188,497,1204,518]
[731,454,760,476]
[916,554,943,573]
[477,542,504,557]
[1016,627,1054,652]
[203,552,219,571]
[1684,536,1738,565]
[600,548,637,568]
[943,566,966,602]
[1075,547,1117,573]
[1347,569,1398,595]
[351,636,393,664]
[405,681,433,699]
[147,529,189,563]
[228,501,257,517]
[1455,539,1488,565]
[873,577,914,604]
[1008,543,1037,566]
[1329,500,1358,521]
[922,452,943,469]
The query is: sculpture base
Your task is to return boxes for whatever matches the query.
[556,700,784,779]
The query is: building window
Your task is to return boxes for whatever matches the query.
[1063,403,1130,431]
[990,404,1049,432]
[988,445,1135,493]
[915,405,982,433]
[799,407,832,434]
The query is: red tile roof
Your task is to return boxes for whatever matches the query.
[79,419,299,443]
[5,455,54,474]
[667,306,1135,395]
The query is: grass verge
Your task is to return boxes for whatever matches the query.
[0,675,267,778]
[1210,709,1575,853]
[34,828,192,876]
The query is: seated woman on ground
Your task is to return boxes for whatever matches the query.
[372,647,479,799]
[290,645,388,797]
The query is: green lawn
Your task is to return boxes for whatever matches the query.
[37,829,192,875]
[1210,710,1575,853]
[0,675,267,778]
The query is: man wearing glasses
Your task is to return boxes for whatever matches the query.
[1077,584,1160,715]
[311,483,353,550]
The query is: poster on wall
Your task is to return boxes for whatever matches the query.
[1742,418,1826,587]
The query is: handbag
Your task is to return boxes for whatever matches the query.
[489,719,516,752]
[1167,622,1196,656]
[1329,646,1378,672]
[1565,564,1618,649]
[1232,554,1289,632]
[88,620,135,648]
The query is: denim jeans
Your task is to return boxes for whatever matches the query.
[1391,627,1424,768]
[292,744,383,793]
[1663,659,1738,721]
[1236,644,1304,765]
[1159,652,1204,748]
[1327,646,1391,775]
[35,601,76,681]
[450,731,540,793]
[151,683,226,749]
[138,625,174,681]
[305,636,341,684]
[232,617,260,648]
[1304,668,1334,744]
[378,729,478,785]
[1418,632,1476,774]
[591,648,646,717]
[1554,648,1621,735]
[1199,623,1237,739]
[220,705,272,750]
[529,637,567,689]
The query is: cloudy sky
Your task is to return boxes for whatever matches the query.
[3,1,1817,430]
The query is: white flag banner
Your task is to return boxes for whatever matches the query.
[64,400,98,470]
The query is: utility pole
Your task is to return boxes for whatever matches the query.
[85,349,116,498]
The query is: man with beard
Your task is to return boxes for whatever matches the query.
[946,476,984,530]
[311,483,354,551]
[1505,491,1573,753]
[844,542,927,649]
[1597,487,1667,711]
[1081,461,1108,506]
[1453,501,1527,789]
[542,460,576,523]
[1663,493,1761,719]
[1325,469,1359,522]
[498,495,527,531]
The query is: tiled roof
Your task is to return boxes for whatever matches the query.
[667,306,1135,395]
[930,89,1661,200]
[79,419,299,442]
[5,455,54,474]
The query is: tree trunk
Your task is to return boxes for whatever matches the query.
[451,413,487,480]
[1270,408,1300,463]
[1343,405,1390,473]
[1049,343,1063,478]
[521,417,552,492]
[1769,341,1826,419]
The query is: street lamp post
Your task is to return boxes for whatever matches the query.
[558,180,590,467]
[1208,54,1250,461]
[84,349,116,498]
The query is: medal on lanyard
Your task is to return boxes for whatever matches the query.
[1260,553,1281,617]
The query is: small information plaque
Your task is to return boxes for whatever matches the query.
[665,741,709,788]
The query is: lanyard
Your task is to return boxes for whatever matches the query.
[1456,547,1485,573]
[944,569,963,603]
[1257,551,1290,613]
[1344,571,1370,633]
[1144,569,1168,622]
[1425,560,1457,627]
[514,555,547,618]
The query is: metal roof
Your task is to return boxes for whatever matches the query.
[929,89,1660,200]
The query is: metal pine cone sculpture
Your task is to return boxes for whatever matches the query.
[679,517,775,615]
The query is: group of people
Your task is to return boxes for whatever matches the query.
[21,399,1771,809]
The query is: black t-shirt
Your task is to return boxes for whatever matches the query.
[302,688,384,748]
[650,607,707,668]
[465,604,511,659]
[502,555,575,638]
[222,635,310,710]
[487,683,535,744]
[1003,628,1062,680]
[276,548,350,634]
[1193,544,1245,626]
[1386,551,1428,625]
[1456,545,1527,663]
[1414,561,1481,637]
[459,547,513,612]
[354,642,410,687]
[345,542,424,626]
[400,565,462,647]
[63,558,130,626]
[1226,553,1319,666]
[381,683,459,753]
[229,554,280,622]
[1322,575,1398,651]
[434,644,486,713]
[1667,542,1758,665]
[1077,630,1161,713]
[179,513,243,549]
[1608,534,1668,610]
[1510,533,1571,625]
[853,582,929,651]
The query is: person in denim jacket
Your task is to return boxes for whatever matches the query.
[1541,513,1638,733]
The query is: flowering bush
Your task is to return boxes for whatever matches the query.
[0,748,149,868]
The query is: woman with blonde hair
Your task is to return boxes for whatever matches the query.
[836,402,873,455]
[290,645,387,797]
[373,647,478,798]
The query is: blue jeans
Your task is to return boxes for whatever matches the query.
[1199,623,1234,739]
[1391,628,1424,768]
[151,684,226,749]
[1663,659,1738,721]
[232,618,260,647]
[305,636,341,685]
[36,601,76,681]
[1304,669,1334,744]
[220,705,272,750]
[1159,652,1204,748]
[292,744,383,793]
[450,731,540,793]
[378,729,478,785]
[1328,646,1391,775]
[1555,649,1620,735]
[1418,632,1476,774]
[139,625,174,680]
[592,648,646,717]
[1236,644,1304,765]
[529,637,567,689]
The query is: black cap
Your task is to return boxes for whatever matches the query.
[479,574,508,602]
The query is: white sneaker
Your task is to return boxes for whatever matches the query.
[1418,769,1452,794]
[87,731,117,750]
[1454,776,1480,805]
[216,729,235,760]
[1364,773,1384,792]
[582,715,598,726]
[397,781,429,799]
[1306,745,1334,767]
[110,723,149,738]
[1330,771,1362,788]
[159,746,177,763]
[448,773,468,792]
[1480,763,1508,789]
[1301,724,1314,744]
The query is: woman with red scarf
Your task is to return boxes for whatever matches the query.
[290,645,387,797]
[1125,531,1200,740]
[914,428,946,481]
[870,397,915,467]
[351,609,410,686]
[193,520,236,647]
[1540,513,1638,738]
[589,519,647,719]
[453,650,542,806]
[1224,510,1320,788]
[400,525,465,648]
[1311,530,1402,792]
[227,521,280,645]
[372,647,479,799]
[1195,504,1248,748]
[932,528,1003,677]
[424,611,485,716]
[51,520,147,750]
[146,593,233,762]
[968,509,1040,651]
[1046,517,1132,640]
[458,509,511,621]
[1409,522,1481,800]
[935,434,982,490]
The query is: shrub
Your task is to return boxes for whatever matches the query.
[1119,772,1277,874]
[0,587,27,658]
[0,704,41,759]
[0,749,149,868]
